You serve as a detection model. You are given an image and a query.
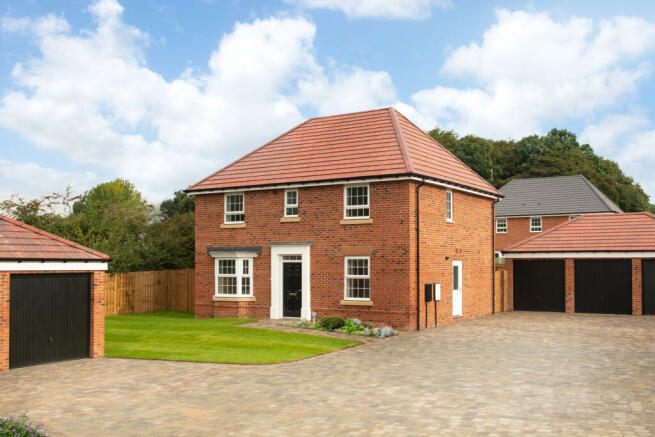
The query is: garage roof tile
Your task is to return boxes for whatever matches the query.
[0,215,110,261]
[186,108,500,197]
[503,212,655,253]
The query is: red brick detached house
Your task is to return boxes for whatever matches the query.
[503,213,655,316]
[186,108,502,331]
[0,215,109,371]
[495,175,622,253]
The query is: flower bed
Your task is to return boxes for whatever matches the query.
[280,317,398,338]
[1,412,47,437]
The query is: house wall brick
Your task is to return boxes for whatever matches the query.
[409,182,494,329]
[565,259,575,313]
[194,180,495,330]
[0,270,105,372]
[632,259,643,316]
[495,216,570,251]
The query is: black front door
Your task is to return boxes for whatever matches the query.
[10,274,90,369]
[283,262,302,317]
[643,259,655,315]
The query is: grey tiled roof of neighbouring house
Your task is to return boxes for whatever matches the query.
[495,175,623,217]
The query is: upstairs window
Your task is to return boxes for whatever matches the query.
[285,189,298,217]
[224,193,244,223]
[530,216,542,233]
[446,190,453,222]
[496,218,507,233]
[216,258,252,296]
[344,185,370,219]
[345,256,370,300]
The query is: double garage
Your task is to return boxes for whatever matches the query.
[0,215,108,371]
[504,213,655,316]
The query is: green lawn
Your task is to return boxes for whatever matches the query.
[105,310,360,364]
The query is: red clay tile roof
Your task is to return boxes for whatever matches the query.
[187,108,501,196]
[0,214,110,261]
[503,212,655,253]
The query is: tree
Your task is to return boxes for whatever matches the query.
[427,126,651,212]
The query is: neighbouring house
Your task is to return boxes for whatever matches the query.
[0,215,108,372]
[503,212,655,316]
[186,108,503,331]
[494,175,622,256]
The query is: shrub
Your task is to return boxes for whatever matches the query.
[317,316,345,331]
[373,326,398,338]
[279,321,311,329]
[1,412,47,436]
[342,319,365,335]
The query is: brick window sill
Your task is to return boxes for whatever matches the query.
[340,219,373,225]
[340,300,373,306]
[221,223,246,229]
[280,217,300,223]
[213,296,255,302]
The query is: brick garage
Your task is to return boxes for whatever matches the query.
[0,215,109,372]
[503,213,655,316]
[188,108,502,330]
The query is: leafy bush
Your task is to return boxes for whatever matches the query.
[1,412,47,436]
[279,321,311,329]
[317,316,345,331]
[342,319,365,335]
[373,326,398,338]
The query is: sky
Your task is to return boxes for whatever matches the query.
[1,0,654,204]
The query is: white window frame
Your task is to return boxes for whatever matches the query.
[496,218,507,233]
[284,189,298,218]
[530,216,542,233]
[344,256,370,301]
[224,192,244,224]
[214,257,253,297]
[446,190,453,222]
[344,184,370,219]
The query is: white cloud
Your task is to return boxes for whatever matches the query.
[285,0,452,19]
[0,0,394,203]
[580,112,655,199]
[0,159,97,200]
[405,9,655,139]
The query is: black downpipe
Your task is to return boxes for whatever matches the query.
[416,178,426,331]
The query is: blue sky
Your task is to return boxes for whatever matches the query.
[1,0,654,203]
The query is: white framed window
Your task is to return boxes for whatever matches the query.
[530,216,542,232]
[344,256,370,300]
[496,218,507,233]
[224,193,244,223]
[344,184,370,219]
[215,257,253,296]
[446,190,453,222]
[284,189,298,217]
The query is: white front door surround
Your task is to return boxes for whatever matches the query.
[452,260,463,317]
[270,243,311,320]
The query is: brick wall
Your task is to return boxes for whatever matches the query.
[195,180,413,330]
[0,270,105,372]
[632,259,643,316]
[565,259,575,313]
[495,216,569,251]
[410,182,495,329]
[195,180,495,330]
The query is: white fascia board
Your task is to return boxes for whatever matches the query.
[189,176,500,200]
[503,252,655,259]
[0,261,109,271]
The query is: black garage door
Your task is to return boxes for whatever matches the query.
[514,260,565,311]
[575,260,632,314]
[643,259,655,316]
[10,274,90,369]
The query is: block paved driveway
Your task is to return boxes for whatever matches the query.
[1,312,654,436]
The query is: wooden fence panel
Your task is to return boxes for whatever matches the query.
[494,266,509,313]
[105,269,194,316]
